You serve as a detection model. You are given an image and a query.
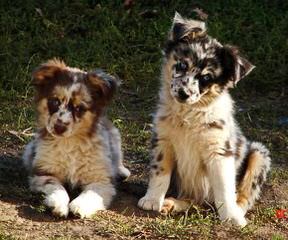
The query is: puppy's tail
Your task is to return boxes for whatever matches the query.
[236,142,271,213]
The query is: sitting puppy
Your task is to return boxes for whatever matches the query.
[138,13,271,227]
[23,59,130,218]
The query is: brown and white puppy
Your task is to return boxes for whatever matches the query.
[23,59,130,218]
[138,13,271,227]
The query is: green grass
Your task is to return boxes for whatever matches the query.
[271,234,286,240]
[0,1,287,239]
[0,233,17,240]
[0,0,288,133]
[143,211,215,239]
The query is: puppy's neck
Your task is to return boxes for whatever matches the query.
[159,89,234,126]
[38,127,94,143]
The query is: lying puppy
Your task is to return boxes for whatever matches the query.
[23,59,130,218]
[138,13,271,227]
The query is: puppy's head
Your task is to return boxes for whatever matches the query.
[163,13,255,106]
[33,59,118,137]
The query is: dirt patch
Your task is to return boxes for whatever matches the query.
[0,143,287,239]
[0,151,155,239]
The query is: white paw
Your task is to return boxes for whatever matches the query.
[232,215,247,227]
[44,190,69,218]
[69,191,105,218]
[138,195,164,212]
[219,205,247,227]
[118,165,131,179]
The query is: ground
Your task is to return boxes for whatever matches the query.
[0,1,288,239]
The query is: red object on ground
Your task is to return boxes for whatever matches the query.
[276,209,287,219]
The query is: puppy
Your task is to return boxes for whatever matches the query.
[23,59,130,218]
[138,13,271,227]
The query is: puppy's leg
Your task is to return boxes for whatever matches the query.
[160,197,192,215]
[206,154,247,227]
[30,175,69,217]
[236,142,271,213]
[109,125,130,180]
[138,140,175,212]
[69,182,116,218]
[22,140,36,170]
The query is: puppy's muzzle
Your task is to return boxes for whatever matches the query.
[54,119,69,135]
[177,88,190,101]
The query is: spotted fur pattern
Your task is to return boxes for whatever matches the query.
[23,59,130,218]
[138,13,271,227]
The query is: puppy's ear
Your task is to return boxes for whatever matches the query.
[32,59,67,87]
[87,69,119,107]
[219,45,255,86]
[169,12,206,42]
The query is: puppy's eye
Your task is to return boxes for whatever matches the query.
[202,74,211,82]
[75,106,83,113]
[47,98,60,114]
[74,105,86,118]
[175,61,188,72]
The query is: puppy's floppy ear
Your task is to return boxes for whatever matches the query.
[87,69,119,106]
[32,58,67,87]
[219,45,255,86]
[169,12,206,42]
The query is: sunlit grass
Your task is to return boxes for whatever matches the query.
[0,0,287,239]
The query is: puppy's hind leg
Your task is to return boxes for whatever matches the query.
[109,124,130,180]
[236,142,271,213]
[160,197,192,215]
[22,139,36,171]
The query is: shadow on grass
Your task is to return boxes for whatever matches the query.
[0,154,155,223]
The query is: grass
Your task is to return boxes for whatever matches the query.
[0,234,16,240]
[0,0,287,239]
[0,0,288,132]
[271,234,287,240]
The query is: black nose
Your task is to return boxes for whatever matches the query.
[54,120,69,135]
[54,123,67,135]
[178,88,189,101]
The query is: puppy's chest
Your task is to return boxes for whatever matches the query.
[170,124,204,171]
[166,113,209,157]
[35,138,99,177]
[170,127,211,201]
[163,114,219,201]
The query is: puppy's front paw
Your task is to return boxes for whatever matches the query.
[44,190,69,218]
[138,195,163,212]
[69,193,105,218]
[219,206,247,227]
[232,215,247,227]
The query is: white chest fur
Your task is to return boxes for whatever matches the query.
[157,91,236,203]
[33,132,112,187]
[171,125,211,203]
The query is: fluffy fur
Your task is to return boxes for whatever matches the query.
[138,13,271,227]
[23,59,130,218]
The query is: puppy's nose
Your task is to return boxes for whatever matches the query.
[56,119,70,126]
[178,88,189,101]
[54,124,67,135]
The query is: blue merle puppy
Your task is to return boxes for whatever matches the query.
[138,13,271,227]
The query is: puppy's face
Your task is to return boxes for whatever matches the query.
[42,82,91,137]
[164,13,255,106]
[33,59,117,137]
